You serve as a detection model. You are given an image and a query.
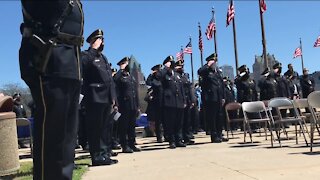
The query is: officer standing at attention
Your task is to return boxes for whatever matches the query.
[114,57,141,153]
[146,64,164,143]
[271,62,290,98]
[198,53,226,143]
[82,29,118,166]
[175,60,196,145]
[160,56,187,149]
[19,0,84,179]
[300,68,315,98]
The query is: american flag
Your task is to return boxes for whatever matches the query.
[205,16,216,40]
[293,47,302,58]
[184,41,192,54]
[260,0,267,13]
[176,48,184,61]
[226,0,235,27]
[314,36,320,47]
[199,24,204,52]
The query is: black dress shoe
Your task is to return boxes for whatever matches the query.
[176,142,186,147]
[92,157,118,166]
[157,138,163,143]
[185,140,195,145]
[221,137,229,142]
[169,143,176,149]
[130,146,141,152]
[122,146,134,153]
[211,137,222,143]
[112,144,121,150]
[110,151,118,156]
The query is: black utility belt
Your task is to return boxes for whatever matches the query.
[23,27,83,46]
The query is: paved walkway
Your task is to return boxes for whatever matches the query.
[81,130,320,180]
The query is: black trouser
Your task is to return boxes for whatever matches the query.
[163,107,184,144]
[204,101,223,139]
[85,103,112,160]
[24,76,80,180]
[190,106,200,132]
[183,107,192,141]
[154,105,163,139]
[119,109,137,148]
[78,106,88,148]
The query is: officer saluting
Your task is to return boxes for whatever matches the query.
[82,29,118,166]
[160,56,187,149]
[19,0,84,179]
[114,57,141,153]
[146,64,164,143]
[198,53,226,143]
[259,67,278,100]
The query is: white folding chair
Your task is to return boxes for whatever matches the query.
[307,91,320,152]
[268,97,308,147]
[242,101,274,147]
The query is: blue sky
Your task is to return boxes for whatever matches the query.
[1,1,320,87]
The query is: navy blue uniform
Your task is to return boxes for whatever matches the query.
[114,69,140,149]
[300,75,315,98]
[146,73,164,141]
[82,48,117,163]
[198,64,225,142]
[19,1,83,179]
[160,67,186,147]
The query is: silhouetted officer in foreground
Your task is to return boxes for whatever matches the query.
[19,1,84,179]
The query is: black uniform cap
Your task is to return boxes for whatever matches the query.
[273,62,282,69]
[163,55,174,65]
[112,68,117,73]
[223,76,229,81]
[237,65,247,73]
[175,60,184,67]
[117,57,130,66]
[86,29,103,43]
[261,67,270,75]
[151,64,162,71]
[206,53,218,61]
[303,68,309,73]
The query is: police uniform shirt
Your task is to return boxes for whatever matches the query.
[81,47,116,104]
[20,0,84,80]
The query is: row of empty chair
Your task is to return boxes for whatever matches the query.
[225,91,320,152]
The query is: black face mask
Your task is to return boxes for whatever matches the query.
[176,68,184,73]
[98,42,104,52]
[124,65,130,72]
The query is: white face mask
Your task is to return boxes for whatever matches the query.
[239,72,246,77]
[264,72,270,77]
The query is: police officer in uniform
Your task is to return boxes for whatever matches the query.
[271,62,290,98]
[300,68,315,98]
[19,1,84,179]
[82,29,118,166]
[114,57,141,153]
[284,63,299,79]
[236,65,258,103]
[146,64,164,143]
[160,56,186,148]
[175,60,196,144]
[259,67,278,101]
[198,53,226,143]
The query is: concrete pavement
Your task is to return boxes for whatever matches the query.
[82,130,320,180]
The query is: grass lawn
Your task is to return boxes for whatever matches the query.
[1,156,91,180]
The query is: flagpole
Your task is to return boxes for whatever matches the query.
[189,36,195,85]
[231,0,239,74]
[300,38,305,72]
[259,0,268,68]
[198,22,204,67]
[212,7,218,54]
